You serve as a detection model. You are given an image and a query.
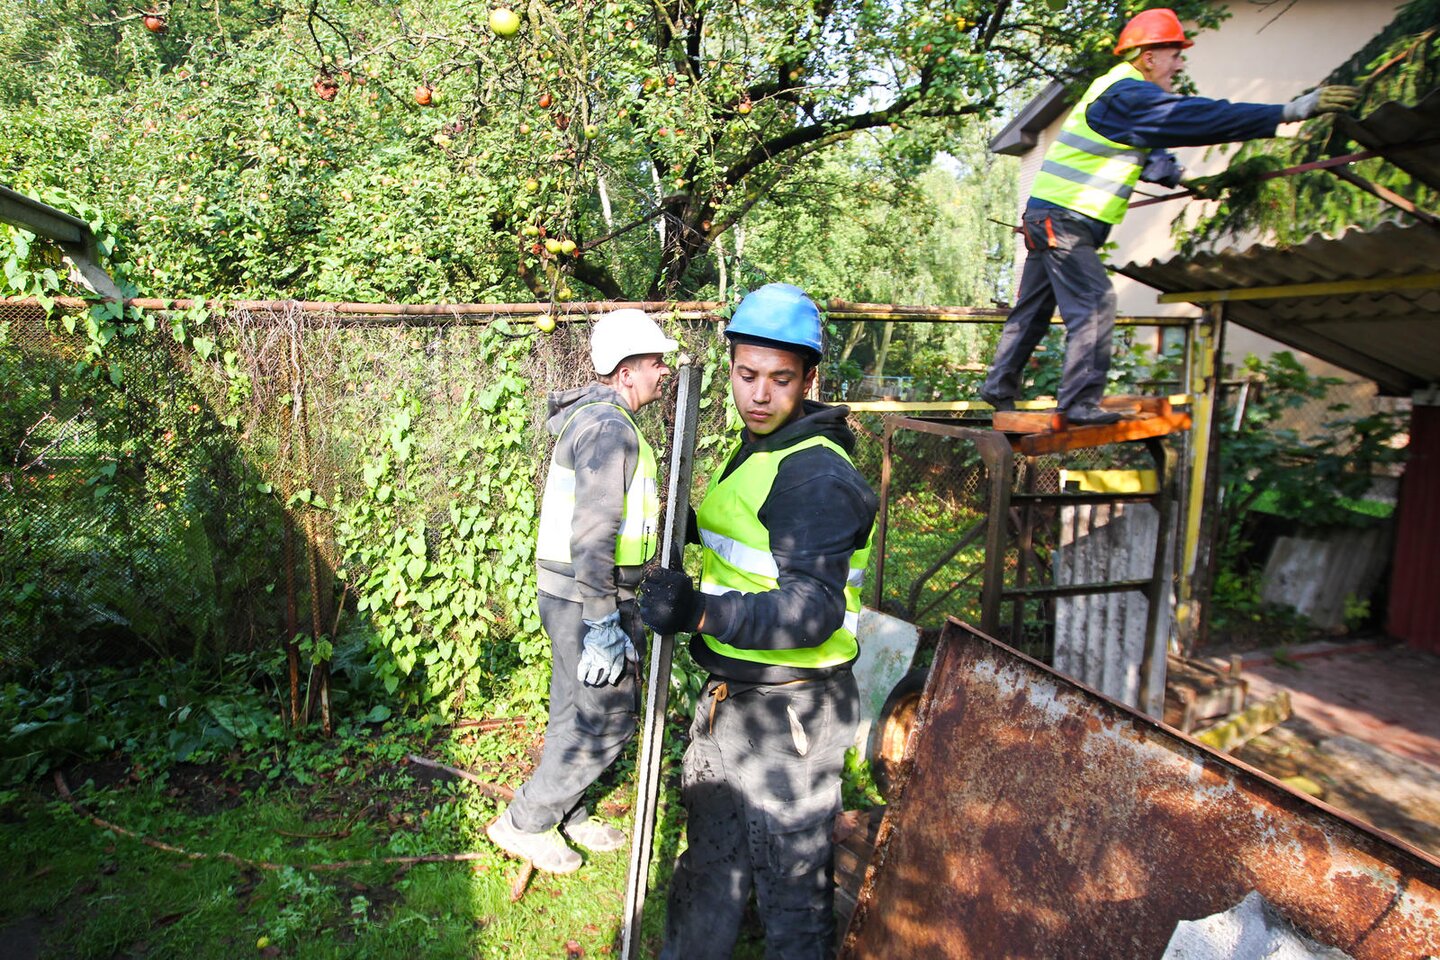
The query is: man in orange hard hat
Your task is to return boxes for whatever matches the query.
[980,7,1359,424]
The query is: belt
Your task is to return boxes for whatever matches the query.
[705,677,818,734]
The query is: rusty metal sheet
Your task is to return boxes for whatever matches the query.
[840,621,1440,960]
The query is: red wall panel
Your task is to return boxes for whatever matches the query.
[1387,403,1440,652]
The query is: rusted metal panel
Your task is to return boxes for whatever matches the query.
[840,621,1440,960]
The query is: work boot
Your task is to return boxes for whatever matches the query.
[487,808,582,874]
[979,390,1016,413]
[1064,404,1121,426]
[564,817,628,853]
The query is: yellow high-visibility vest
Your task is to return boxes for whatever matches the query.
[1030,62,1149,225]
[536,403,659,567]
[697,436,871,669]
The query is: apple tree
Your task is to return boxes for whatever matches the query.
[1,0,1221,304]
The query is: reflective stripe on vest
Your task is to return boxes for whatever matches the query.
[697,435,873,669]
[535,402,659,566]
[1029,62,1148,225]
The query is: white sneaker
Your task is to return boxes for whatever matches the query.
[564,818,628,852]
[487,808,582,874]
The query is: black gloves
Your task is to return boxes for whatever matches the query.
[639,566,706,635]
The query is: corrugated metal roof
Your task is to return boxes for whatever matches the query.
[1336,88,1440,192]
[1117,222,1440,395]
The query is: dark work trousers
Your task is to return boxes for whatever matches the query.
[506,592,644,834]
[982,206,1117,412]
[659,671,860,960]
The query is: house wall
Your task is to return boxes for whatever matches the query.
[1009,0,1402,368]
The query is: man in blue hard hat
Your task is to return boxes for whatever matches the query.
[639,283,879,958]
[980,7,1359,425]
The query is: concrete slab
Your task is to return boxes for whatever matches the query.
[1231,642,1440,858]
[1240,644,1440,773]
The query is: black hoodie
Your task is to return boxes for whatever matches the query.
[690,400,879,684]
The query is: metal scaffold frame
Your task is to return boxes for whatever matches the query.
[873,417,1182,717]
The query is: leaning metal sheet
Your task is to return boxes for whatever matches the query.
[839,621,1440,960]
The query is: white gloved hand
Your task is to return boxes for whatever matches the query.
[576,611,634,686]
[1283,85,1361,121]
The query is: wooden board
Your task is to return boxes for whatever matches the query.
[834,806,887,936]
[991,410,1066,433]
[1013,411,1191,455]
[993,396,1174,435]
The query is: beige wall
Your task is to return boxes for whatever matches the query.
[1010,0,1401,367]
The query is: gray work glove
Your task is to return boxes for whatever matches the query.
[1282,85,1361,121]
[576,610,636,687]
[1140,150,1184,188]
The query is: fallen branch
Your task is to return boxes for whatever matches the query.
[510,860,534,902]
[398,757,534,900]
[405,754,516,802]
[53,771,495,872]
[451,716,527,732]
[275,803,374,840]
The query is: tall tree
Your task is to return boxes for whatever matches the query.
[1,0,1219,302]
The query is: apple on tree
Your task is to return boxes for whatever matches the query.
[143,12,167,33]
[313,75,340,102]
[489,7,521,37]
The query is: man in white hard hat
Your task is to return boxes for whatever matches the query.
[487,309,676,874]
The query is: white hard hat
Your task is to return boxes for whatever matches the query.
[590,309,679,375]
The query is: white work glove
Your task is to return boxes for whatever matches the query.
[1282,85,1361,122]
[576,610,636,687]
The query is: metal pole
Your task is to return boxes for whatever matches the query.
[620,363,703,960]
[1139,438,1178,719]
[873,422,895,610]
[1175,304,1227,654]
[979,433,1014,636]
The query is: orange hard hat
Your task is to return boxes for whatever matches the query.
[1114,8,1194,56]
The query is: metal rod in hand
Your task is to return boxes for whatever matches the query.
[620,363,704,960]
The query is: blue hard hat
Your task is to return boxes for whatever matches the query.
[726,283,823,357]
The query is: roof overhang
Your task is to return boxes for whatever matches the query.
[1334,88,1440,191]
[1117,222,1440,395]
[989,81,1070,156]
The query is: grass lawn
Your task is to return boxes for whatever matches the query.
[0,717,693,959]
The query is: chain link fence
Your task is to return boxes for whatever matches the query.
[3,294,1411,685]
[0,300,744,686]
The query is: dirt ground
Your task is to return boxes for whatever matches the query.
[1218,641,1440,860]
